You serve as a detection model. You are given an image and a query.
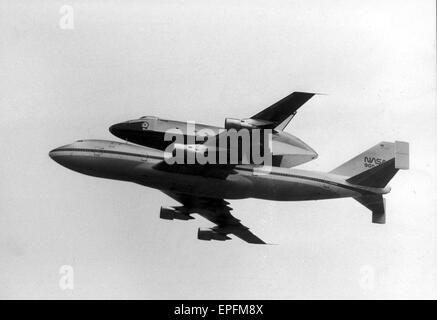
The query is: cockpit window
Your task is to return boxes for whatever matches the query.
[127,116,158,123]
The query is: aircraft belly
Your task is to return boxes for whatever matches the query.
[133,162,358,201]
[247,175,355,201]
[72,156,357,202]
[136,166,252,199]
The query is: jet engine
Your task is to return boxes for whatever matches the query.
[160,206,193,221]
[224,118,273,130]
[197,228,231,241]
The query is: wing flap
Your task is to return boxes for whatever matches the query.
[214,225,266,244]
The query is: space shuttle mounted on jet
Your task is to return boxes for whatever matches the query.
[49,92,409,244]
[109,92,319,168]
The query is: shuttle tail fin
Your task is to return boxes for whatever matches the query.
[251,92,316,130]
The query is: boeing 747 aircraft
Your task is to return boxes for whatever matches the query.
[49,137,409,244]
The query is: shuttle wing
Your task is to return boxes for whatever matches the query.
[163,191,266,244]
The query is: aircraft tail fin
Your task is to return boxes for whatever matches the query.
[332,141,408,224]
[346,158,399,188]
[251,92,316,130]
[330,141,409,187]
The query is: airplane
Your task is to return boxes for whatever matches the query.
[49,136,409,244]
[108,92,319,168]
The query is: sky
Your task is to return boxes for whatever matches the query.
[0,0,436,299]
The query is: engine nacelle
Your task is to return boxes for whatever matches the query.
[160,206,193,221]
[224,118,274,130]
[197,228,231,241]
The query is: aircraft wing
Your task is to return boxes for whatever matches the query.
[163,191,266,244]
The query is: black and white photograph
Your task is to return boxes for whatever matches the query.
[1,0,436,304]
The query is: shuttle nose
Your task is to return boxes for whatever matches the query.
[109,121,144,141]
[109,122,130,138]
[109,123,120,136]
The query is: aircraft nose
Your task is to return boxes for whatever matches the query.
[48,148,57,160]
[49,144,72,164]
[49,147,63,163]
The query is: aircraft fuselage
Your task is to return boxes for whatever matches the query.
[49,140,386,202]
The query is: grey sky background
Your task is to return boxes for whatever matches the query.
[1,0,436,299]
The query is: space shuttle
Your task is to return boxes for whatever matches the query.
[109,92,319,168]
